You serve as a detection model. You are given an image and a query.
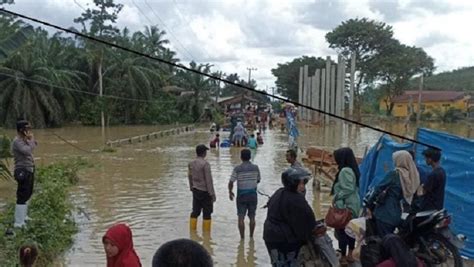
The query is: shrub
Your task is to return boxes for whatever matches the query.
[0,159,88,266]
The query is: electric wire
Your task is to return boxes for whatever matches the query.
[0,72,175,104]
[0,8,440,150]
[131,0,195,62]
[143,0,197,62]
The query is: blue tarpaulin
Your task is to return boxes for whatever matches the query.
[359,128,474,259]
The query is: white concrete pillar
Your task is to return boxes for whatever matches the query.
[325,56,331,123]
[330,64,336,120]
[313,69,321,122]
[349,53,356,117]
[303,65,309,120]
[298,66,303,120]
[321,68,326,121]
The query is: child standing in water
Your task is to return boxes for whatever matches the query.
[209,134,220,148]
[19,244,38,267]
[103,223,142,267]
[256,132,264,145]
[247,134,258,149]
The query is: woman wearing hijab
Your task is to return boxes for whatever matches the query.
[331,147,361,264]
[366,150,420,237]
[103,223,142,267]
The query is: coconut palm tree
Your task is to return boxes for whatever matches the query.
[0,29,85,127]
[176,61,214,121]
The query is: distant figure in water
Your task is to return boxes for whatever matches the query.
[233,121,246,147]
[103,223,142,267]
[247,134,258,149]
[209,134,220,148]
[256,132,264,145]
[152,239,213,267]
[209,123,217,133]
[19,244,38,267]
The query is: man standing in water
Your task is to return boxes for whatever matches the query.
[12,119,37,228]
[228,149,261,239]
[188,144,216,232]
[286,149,302,168]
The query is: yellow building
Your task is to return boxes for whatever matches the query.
[380,91,470,117]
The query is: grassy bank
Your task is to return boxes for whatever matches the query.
[0,160,88,266]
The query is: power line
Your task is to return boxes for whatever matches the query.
[130,0,195,62]
[0,72,174,104]
[143,0,197,62]
[170,0,213,60]
[0,8,440,150]
[72,0,86,11]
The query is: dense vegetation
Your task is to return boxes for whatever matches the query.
[408,66,474,91]
[0,0,267,129]
[0,160,88,266]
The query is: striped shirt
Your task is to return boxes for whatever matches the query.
[230,161,261,196]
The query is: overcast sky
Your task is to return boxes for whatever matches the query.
[5,0,474,92]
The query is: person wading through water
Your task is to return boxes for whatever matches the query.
[12,119,37,228]
[228,148,261,239]
[188,144,216,232]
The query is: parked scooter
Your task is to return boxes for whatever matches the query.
[399,209,466,267]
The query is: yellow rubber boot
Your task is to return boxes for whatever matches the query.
[190,217,198,231]
[202,219,212,232]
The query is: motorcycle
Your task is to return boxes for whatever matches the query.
[399,209,466,267]
[259,191,339,267]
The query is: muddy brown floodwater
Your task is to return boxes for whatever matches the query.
[0,121,471,266]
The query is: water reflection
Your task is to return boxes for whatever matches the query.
[235,239,257,266]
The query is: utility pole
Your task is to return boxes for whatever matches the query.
[215,72,222,103]
[247,67,257,85]
[416,75,424,124]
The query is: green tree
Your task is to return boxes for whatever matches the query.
[271,56,327,101]
[175,61,214,121]
[325,18,394,90]
[0,29,85,127]
[368,40,434,115]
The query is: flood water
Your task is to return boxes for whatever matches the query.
[0,121,472,266]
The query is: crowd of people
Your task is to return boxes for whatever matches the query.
[9,118,447,267]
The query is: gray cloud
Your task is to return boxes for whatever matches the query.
[368,0,457,22]
[297,0,349,30]
[415,32,455,48]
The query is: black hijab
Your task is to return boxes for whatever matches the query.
[331,147,361,195]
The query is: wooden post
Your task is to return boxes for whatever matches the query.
[313,69,321,123]
[330,64,336,121]
[349,52,356,117]
[298,66,304,120]
[325,56,331,123]
[416,75,423,124]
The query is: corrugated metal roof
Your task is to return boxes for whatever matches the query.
[392,91,466,103]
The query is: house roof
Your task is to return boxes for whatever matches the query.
[217,94,260,105]
[392,91,466,103]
